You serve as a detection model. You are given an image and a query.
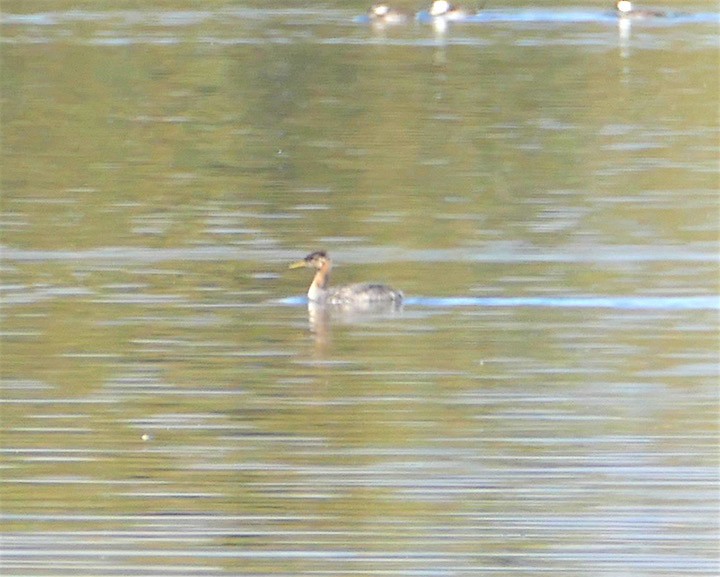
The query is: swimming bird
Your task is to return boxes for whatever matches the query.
[368,3,408,25]
[615,0,666,18]
[289,251,403,307]
[429,0,472,20]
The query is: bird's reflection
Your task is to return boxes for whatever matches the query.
[617,17,632,59]
[305,300,403,349]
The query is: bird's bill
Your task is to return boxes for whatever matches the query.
[288,260,307,269]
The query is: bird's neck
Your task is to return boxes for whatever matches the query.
[308,261,331,301]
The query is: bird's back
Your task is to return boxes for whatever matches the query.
[326,283,403,306]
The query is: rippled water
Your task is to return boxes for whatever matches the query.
[2,2,719,575]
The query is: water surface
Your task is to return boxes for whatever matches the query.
[2,2,718,575]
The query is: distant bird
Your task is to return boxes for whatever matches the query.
[368,3,408,25]
[615,0,667,18]
[429,0,472,20]
[289,251,403,307]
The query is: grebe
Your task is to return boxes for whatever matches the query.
[289,251,403,307]
[368,3,407,25]
[429,0,472,20]
[615,0,666,18]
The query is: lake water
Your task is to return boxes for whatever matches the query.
[1,2,719,575]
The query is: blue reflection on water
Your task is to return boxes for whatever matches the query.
[413,10,720,25]
[279,295,719,310]
[4,8,718,27]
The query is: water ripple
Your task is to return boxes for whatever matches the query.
[279,295,719,311]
